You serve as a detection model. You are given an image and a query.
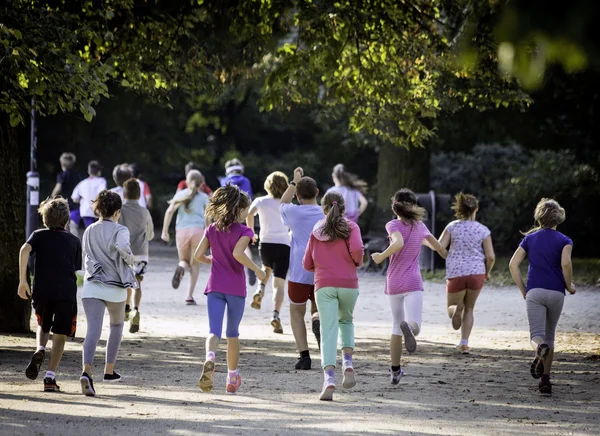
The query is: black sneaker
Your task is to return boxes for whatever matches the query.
[247,268,257,286]
[530,343,549,379]
[80,372,96,396]
[103,372,122,382]
[312,318,321,350]
[539,377,552,397]
[295,356,312,370]
[172,266,185,289]
[43,377,60,392]
[25,349,45,380]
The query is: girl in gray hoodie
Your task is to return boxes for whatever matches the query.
[80,190,136,397]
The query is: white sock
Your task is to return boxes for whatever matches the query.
[459,339,468,346]
[45,370,55,379]
[324,369,335,385]
[36,346,45,352]
[178,260,189,269]
[206,351,215,361]
[228,368,239,377]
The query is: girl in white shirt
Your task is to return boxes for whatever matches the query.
[246,171,291,334]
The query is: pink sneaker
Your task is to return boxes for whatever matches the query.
[226,373,242,394]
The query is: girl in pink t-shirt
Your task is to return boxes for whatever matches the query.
[438,193,495,354]
[371,189,447,385]
[193,185,266,395]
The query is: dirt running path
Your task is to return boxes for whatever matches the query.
[1,243,599,435]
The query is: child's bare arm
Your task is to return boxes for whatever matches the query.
[561,244,575,294]
[509,247,527,299]
[193,235,212,264]
[161,203,176,242]
[17,244,32,299]
[424,235,447,259]
[371,231,404,265]
[233,237,266,281]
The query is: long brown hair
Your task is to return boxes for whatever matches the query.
[205,184,251,231]
[320,191,350,241]
[333,164,368,195]
[172,170,204,213]
[522,198,566,235]
[391,189,426,224]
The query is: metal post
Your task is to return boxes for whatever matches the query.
[26,98,39,238]
[429,190,436,271]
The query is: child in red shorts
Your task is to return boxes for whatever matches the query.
[438,193,495,354]
[18,197,82,391]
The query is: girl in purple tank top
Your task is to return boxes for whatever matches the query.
[325,164,368,223]
[193,185,267,395]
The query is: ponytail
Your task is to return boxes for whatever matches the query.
[321,192,350,241]
[172,170,204,212]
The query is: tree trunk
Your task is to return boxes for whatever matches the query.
[376,141,430,208]
[0,114,30,332]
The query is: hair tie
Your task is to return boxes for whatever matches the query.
[394,201,399,205]
[332,201,338,205]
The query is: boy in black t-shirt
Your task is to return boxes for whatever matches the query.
[51,153,82,235]
[18,197,82,392]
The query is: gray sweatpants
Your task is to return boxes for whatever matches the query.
[82,298,125,366]
[525,288,565,348]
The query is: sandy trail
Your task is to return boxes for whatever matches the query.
[1,243,599,435]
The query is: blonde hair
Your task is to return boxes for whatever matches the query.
[320,191,350,241]
[452,192,479,220]
[172,170,204,212]
[264,171,289,199]
[205,185,251,231]
[523,198,566,235]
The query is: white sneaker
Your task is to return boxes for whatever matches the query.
[400,321,417,353]
[390,368,404,385]
[342,361,356,389]
[319,372,335,401]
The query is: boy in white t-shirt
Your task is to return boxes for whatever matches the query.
[246,171,291,334]
[71,161,107,228]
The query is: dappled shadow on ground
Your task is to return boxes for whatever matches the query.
[1,330,599,436]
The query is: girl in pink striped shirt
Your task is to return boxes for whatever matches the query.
[371,189,447,385]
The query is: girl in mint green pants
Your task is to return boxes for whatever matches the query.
[303,191,364,401]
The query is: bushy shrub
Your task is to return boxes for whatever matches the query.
[432,145,600,255]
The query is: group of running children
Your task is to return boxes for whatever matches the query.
[17,155,576,401]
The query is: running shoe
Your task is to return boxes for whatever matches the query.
[457,344,471,354]
[319,379,335,401]
[103,372,122,382]
[530,343,549,379]
[295,356,312,370]
[312,318,321,350]
[251,289,264,310]
[451,306,462,330]
[172,266,185,289]
[124,305,131,322]
[342,363,356,389]
[389,368,404,385]
[539,376,552,397]
[43,377,60,392]
[129,310,140,333]
[247,268,257,286]
[185,297,197,306]
[80,372,96,396]
[198,360,215,392]
[25,349,45,380]
[271,313,283,334]
[226,373,242,394]
[400,321,417,353]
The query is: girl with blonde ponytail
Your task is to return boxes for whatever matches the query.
[303,191,364,401]
[161,170,210,304]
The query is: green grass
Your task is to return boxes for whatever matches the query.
[422,257,600,288]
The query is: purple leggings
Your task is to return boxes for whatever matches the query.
[207,292,245,339]
[83,216,97,228]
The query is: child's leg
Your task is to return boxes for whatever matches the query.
[104,301,125,375]
[206,293,227,356]
[526,289,549,348]
[404,291,423,336]
[126,288,132,308]
[337,287,359,358]
[388,293,406,366]
[47,334,66,372]
[37,326,50,350]
[290,302,308,352]
[461,289,482,342]
[224,295,246,371]
[188,262,200,299]
[542,291,565,374]
[82,298,106,375]
[133,275,143,308]
[272,277,285,314]
[315,287,340,370]
[447,289,466,320]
